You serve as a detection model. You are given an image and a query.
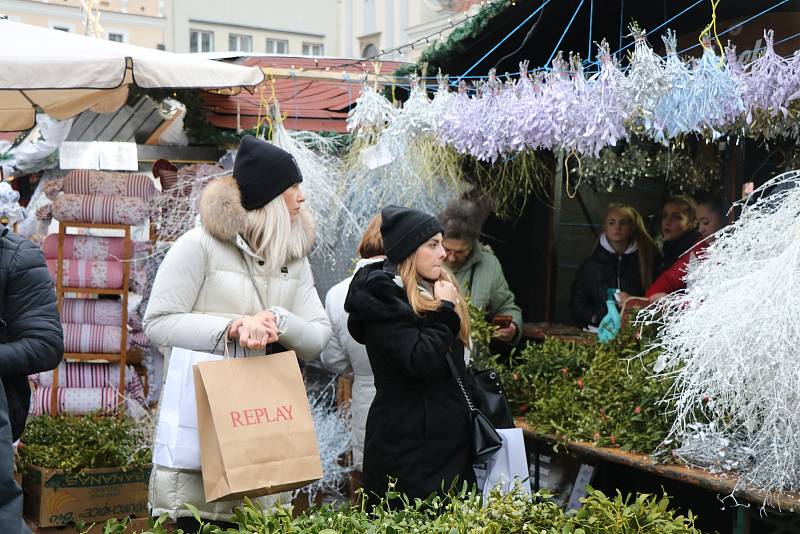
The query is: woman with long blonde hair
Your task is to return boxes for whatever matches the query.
[144,136,331,528]
[570,203,658,327]
[345,205,474,505]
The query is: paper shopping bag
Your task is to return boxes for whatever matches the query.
[153,347,222,470]
[193,351,323,502]
[474,428,531,500]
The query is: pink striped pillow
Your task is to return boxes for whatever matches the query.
[62,323,123,354]
[42,234,127,261]
[46,259,124,289]
[61,298,123,326]
[62,169,157,200]
[52,194,148,225]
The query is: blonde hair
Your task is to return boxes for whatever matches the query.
[606,203,656,288]
[242,196,315,273]
[398,254,471,346]
[356,214,384,258]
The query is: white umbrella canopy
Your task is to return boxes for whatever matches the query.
[0,19,265,131]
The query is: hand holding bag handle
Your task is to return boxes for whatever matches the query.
[443,350,503,464]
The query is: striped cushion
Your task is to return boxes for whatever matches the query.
[63,323,122,354]
[52,194,148,225]
[43,234,127,261]
[29,386,118,416]
[62,169,158,200]
[33,362,141,391]
[47,259,124,289]
[61,298,122,326]
[128,330,149,350]
[158,169,179,191]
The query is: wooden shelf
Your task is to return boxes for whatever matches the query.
[53,221,132,415]
[61,287,126,295]
[516,419,800,511]
[57,221,132,231]
[63,353,123,362]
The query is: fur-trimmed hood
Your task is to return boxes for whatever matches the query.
[198,175,315,260]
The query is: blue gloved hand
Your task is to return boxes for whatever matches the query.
[597,288,621,343]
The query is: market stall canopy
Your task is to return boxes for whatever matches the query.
[203,56,409,133]
[0,19,265,131]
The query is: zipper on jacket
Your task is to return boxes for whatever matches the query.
[617,254,622,290]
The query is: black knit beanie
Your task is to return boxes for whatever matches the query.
[380,205,444,263]
[233,135,303,210]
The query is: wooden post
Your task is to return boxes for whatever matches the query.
[119,225,130,414]
[544,150,565,322]
[51,223,66,416]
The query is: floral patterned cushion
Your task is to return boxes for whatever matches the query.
[47,259,124,289]
[52,194,148,225]
[61,298,123,326]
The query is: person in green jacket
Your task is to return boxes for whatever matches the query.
[439,199,522,345]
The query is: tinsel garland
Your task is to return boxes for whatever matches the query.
[577,139,721,193]
[335,78,466,276]
[742,30,800,122]
[622,23,669,134]
[640,170,800,500]
[387,24,800,174]
[583,41,629,155]
[652,30,694,143]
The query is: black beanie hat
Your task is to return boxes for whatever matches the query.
[380,205,444,263]
[233,135,303,210]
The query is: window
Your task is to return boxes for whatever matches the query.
[302,43,324,56]
[228,34,253,52]
[266,39,288,55]
[362,43,378,59]
[108,32,126,43]
[190,30,214,53]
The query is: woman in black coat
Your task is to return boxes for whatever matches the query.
[345,205,475,505]
[570,204,657,327]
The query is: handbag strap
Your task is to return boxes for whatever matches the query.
[444,350,476,413]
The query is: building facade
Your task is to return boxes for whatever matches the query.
[338,0,483,62]
[167,0,336,56]
[2,0,486,60]
[0,0,167,48]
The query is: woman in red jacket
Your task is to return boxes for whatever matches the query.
[646,193,725,300]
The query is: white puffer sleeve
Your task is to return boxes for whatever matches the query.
[143,230,231,354]
[319,280,353,374]
[272,258,331,361]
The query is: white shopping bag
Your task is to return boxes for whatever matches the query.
[153,347,222,470]
[474,428,531,500]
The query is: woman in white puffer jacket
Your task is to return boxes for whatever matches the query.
[144,135,331,528]
[319,214,383,484]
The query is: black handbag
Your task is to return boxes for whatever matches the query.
[444,351,503,464]
[469,368,515,429]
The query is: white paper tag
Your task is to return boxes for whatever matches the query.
[98,141,138,170]
[59,141,100,170]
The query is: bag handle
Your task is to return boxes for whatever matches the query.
[444,350,476,414]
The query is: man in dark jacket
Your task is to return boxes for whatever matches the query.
[0,227,63,532]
